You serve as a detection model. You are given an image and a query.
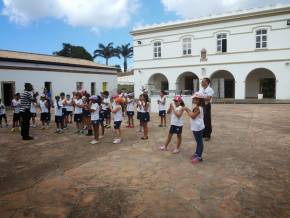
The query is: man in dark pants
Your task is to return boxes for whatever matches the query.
[20,83,34,140]
[199,78,214,141]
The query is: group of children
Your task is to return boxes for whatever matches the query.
[1,88,207,164]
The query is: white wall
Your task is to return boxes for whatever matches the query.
[0,69,117,98]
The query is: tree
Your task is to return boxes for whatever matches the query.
[117,43,133,72]
[53,43,93,61]
[93,42,119,65]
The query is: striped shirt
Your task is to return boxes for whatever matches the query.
[20,91,33,112]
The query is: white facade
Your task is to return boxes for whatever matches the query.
[131,5,290,111]
[0,51,117,106]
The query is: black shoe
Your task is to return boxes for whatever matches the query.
[23,136,34,140]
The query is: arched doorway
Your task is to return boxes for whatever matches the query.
[176,72,199,95]
[148,73,169,95]
[210,70,235,98]
[245,68,276,99]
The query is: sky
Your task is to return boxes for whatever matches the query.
[0,0,290,67]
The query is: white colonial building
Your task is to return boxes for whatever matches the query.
[131,4,290,110]
[0,50,117,106]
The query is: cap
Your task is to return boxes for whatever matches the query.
[192,92,204,99]
[89,95,98,101]
[174,96,182,102]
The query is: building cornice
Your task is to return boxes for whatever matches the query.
[131,5,290,36]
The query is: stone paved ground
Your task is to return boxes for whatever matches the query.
[0,104,289,218]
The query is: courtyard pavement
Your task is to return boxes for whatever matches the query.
[0,104,289,218]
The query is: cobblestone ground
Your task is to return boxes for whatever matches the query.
[0,104,289,218]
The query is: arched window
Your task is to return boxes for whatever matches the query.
[256,29,268,49]
[182,38,192,55]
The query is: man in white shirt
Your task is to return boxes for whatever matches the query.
[199,78,214,141]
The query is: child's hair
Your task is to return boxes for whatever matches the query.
[180,99,185,107]
[55,96,61,109]
[203,77,211,84]
[103,91,109,97]
[194,98,205,108]
[60,92,65,97]
[142,94,150,103]
[66,94,70,98]
[15,93,20,97]
[160,90,166,95]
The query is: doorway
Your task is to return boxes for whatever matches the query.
[1,82,15,106]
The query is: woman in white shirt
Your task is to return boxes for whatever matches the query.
[185,93,205,164]
[160,96,185,154]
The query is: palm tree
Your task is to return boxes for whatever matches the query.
[93,42,119,65]
[117,43,133,72]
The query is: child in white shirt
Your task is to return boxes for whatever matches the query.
[110,97,123,144]
[89,95,101,144]
[185,93,205,164]
[126,93,135,128]
[157,90,167,127]
[0,98,8,128]
[11,93,21,131]
[39,95,49,129]
[73,92,84,134]
[54,95,63,133]
[160,96,185,154]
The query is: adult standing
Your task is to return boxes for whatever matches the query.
[199,78,214,141]
[20,83,34,140]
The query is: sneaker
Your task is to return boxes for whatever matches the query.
[172,149,180,154]
[23,136,34,140]
[191,157,202,164]
[129,125,134,128]
[11,128,15,132]
[159,145,168,151]
[204,137,210,141]
[55,129,60,133]
[32,124,36,128]
[58,129,64,134]
[90,140,99,145]
[158,124,163,127]
[191,154,198,160]
[106,125,111,128]
[113,139,121,144]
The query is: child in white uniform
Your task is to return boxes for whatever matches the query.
[157,90,167,127]
[110,97,123,144]
[160,96,185,154]
[126,93,134,128]
[73,92,84,134]
[39,95,49,129]
[54,95,63,133]
[30,100,37,128]
[185,93,205,164]
[89,95,101,144]
[0,99,8,128]
[11,93,21,131]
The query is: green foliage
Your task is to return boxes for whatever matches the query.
[93,42,120,65]
[53,43,93,61]
[117,43,133,72]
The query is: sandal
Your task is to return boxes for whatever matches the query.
[159,146,168,151]
[141,137,148,140]
[172,149,180,154]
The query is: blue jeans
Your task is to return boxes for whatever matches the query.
[193,130,204,158]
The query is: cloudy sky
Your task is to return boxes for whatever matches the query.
[1,0,290,66]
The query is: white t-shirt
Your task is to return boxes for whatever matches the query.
[199,86,214,102]
[0,103,5,115]
[74,99,83,114]
[12,99,21,114]
[30,102,37,113]
[66,99,73,112]
[170,105,183,127]
[62,99,67,109]
[39,100,48,113]
[91,103,100,121]
[127,99,134,112]
[103,97,110,109]
[113,105,123,122]
[190,106,205,132]
[158,96,166,111]
[54,100,63,117]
